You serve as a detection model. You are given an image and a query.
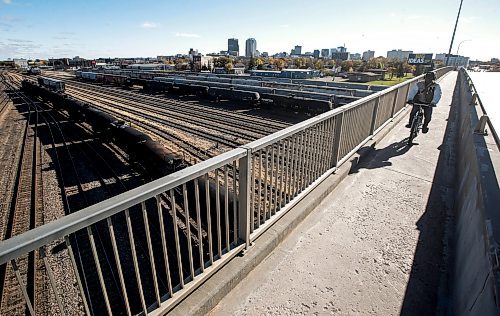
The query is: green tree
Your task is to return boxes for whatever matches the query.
[224,62,234,73]
[275,58,286,70]
[314,60,324,70]
[248,58,256,70]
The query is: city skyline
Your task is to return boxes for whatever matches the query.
[1,0,499,61]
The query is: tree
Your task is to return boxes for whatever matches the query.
[275,58,286,70]
[397,62,405,78]
[314,60,324,70]
[248,57,256,70]
[340,60,354,72]
[224,62,234,73]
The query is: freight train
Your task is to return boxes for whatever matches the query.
[21,79,186,177]
[75,70,351,113]
[37,76,65,93]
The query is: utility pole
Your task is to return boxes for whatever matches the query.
[445,0,464,66]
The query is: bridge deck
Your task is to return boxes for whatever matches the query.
[211,71,458,315]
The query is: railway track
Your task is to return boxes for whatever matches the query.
[2,71,301,314]
[0,78,42,315]
[44,72,289,132]
[4,75,200,315]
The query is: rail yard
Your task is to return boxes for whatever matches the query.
[0,68,380,315]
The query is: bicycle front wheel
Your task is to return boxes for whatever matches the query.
[408,115,419,145]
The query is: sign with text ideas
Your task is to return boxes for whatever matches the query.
[407,53,433,65]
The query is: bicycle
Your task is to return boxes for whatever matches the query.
[407,102,430,145]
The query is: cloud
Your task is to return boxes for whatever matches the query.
[3,0,12,4]
[408,15,422,20]
[175,32,200,38]
[462,16,477,24]
[8,38,32,43]
[141,22,158,28]
[279,24,289,28]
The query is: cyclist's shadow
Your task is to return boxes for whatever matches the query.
[349,138,412,174]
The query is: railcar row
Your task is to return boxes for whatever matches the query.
[21,78,186,177]
[76,71,353,113]
[95,68,386,92]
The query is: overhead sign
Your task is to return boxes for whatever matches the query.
[407,53,433,65]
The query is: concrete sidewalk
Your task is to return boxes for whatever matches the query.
[210,72,458,316]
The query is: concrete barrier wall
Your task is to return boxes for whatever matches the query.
[453,70,500,315]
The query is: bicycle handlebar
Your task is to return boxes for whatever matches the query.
[408,101,432,107]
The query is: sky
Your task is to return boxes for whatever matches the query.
[0,0,499,61]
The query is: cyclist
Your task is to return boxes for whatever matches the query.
[405,71,442,133]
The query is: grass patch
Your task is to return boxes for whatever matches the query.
[364,74,415,86]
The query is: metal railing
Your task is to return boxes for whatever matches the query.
[0,67,453,315]
[461,68,500,149]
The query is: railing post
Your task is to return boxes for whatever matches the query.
[369,96,380,135]
[331,112,344,168]
[238,149,251,249]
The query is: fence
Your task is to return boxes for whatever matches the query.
[0,67,452,315]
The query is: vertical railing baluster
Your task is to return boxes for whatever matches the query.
[307,127,316,185]
[232,161,237,245]
[256,151,263,227]
[40,248,65,316]
[64,236,90,315]
[317,121,327,177]
[169,189,184,286]
[205,177,213,265]
[87,226,112,315]
[182,184,195,279]
[370,95,381,135]
[193,180,205,271]
[278,140,286,209]
[215,169,222,258]
[125,209,147,314]
[106,217,131,316]
[142,201,161,305]
[263,147,269,221]
[156,195,173,297]
[332,112,344,167]
[238,151,251,248]
[269,145,275,216]
[284,138,291,205]
[249,157,255,233]
[11,259,35,316]
[224,166,230,251]
[291,134,298,199]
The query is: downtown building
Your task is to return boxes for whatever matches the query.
[435,53,470,67]
[387,49,413,61]
[228,38,239,56]
[291,45,302,56]
[362,50,375,61]
[245,38,257,58]
[321,49,330,58]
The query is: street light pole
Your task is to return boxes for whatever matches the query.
[445,0,464,66]
[456,39,471,67]
[457,39,471,56]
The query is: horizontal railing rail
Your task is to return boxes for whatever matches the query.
[0,67,453,315]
